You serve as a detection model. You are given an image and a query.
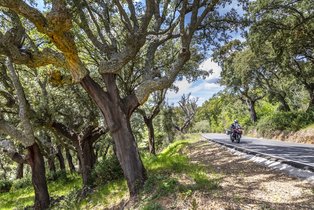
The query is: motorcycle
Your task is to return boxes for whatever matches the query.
[230,128,242,143]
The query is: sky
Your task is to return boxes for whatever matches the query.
[166,59,224,106]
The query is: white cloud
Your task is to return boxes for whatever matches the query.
[166,58,223,106]
[199,59,222,82]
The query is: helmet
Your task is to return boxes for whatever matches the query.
[234,120,238,123]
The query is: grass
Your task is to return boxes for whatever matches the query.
[0,174,81,210]
[0,134,222,209]
[0,185,34,210]
[140,134,222,208]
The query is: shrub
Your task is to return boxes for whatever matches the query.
[256,111,314,136]
[47,170,67,181]
[0,180,12,193]
[11,176,32,190]
[191,120,211,133]
[91,155,124,185]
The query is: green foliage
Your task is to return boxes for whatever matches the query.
[11,176,32,190]
[91,155,124,186]
[197,92,254,133]
[162,105,176,143]
[256,111,314,135]
[0,180,12,193]
[191,120,211,133]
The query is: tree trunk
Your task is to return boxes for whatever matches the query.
[79,138,96,187]
[144,117,156,155]
[16,163,24,179]
[81,75,147,196]
[65,148,76,173]
[56,145,66,172]
[47,157,56,174]
[27,143,50,210]
[247,100,257,123]
[0,161,7,180]
[109,113,147,196]
[277,94,290,112]
[77,153,82,173]
[307,88,314,112]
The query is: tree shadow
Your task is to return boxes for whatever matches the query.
[185,140,314,209]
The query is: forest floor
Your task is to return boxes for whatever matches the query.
[151,138,314,209]
[1,134,313,209]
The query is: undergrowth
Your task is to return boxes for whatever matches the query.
[0,134,221,209]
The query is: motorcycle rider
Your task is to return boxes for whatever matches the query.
[230,120,242,138]
[231,120,241,130]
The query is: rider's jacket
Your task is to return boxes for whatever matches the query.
[230,122,241,130]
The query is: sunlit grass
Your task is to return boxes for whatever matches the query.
[0,133,221,209]
[0,186,34,210]
[80,180,128,209]
[0,174,81,210]
[140,133,222,208]
[304,123,314,129]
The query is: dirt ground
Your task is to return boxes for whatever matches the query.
[158,139,314,210]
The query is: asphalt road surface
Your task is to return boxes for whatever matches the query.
[202,133,314,168]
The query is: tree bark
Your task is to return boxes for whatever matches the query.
[65,148,76,173]
[81,75,147,196]
[56,145,66,172]
[16,163,24,179]
[75,138,96,187]
[47,157,56,174]
[247,100,257,123]
[27,143,50,210]
[144,117,156,155]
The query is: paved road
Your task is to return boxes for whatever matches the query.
[202,133,314,168]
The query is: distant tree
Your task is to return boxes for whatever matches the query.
[214,43,265,122]
[162,104,176,144]
[138,90,166,155]
[174,93,198,133]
